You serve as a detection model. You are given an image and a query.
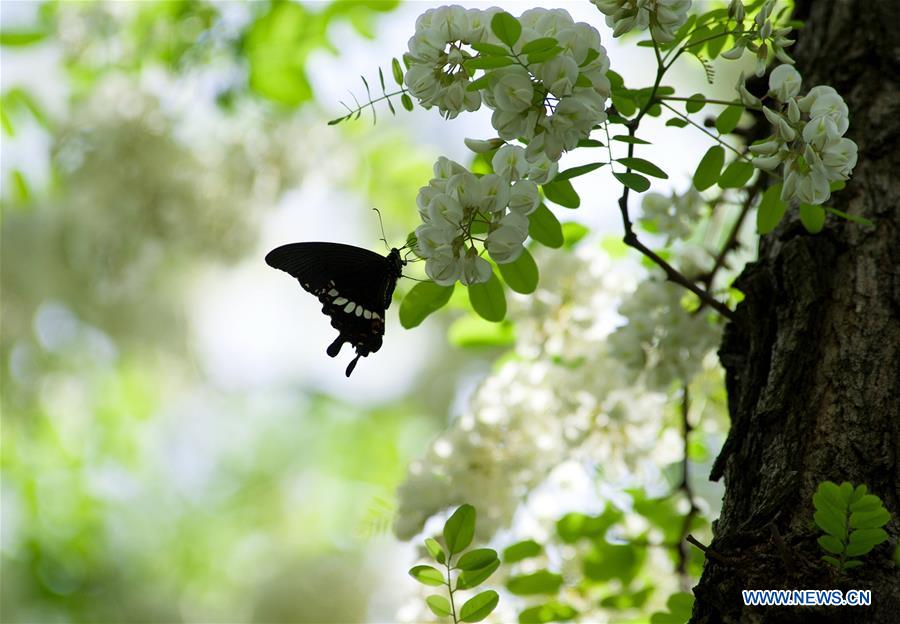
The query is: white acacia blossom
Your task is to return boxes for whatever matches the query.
[639,187,703,243]
[591,0,692,43]
[721,0,795,75]
[415,150,546,285]
[394,249,711,540]
[746,67,858,206]
[404,6,611,163]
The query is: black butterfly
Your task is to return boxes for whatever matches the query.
[265,242,406,377]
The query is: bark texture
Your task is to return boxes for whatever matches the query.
[691,1,900,622]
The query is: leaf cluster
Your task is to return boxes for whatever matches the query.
[813,481,890,572]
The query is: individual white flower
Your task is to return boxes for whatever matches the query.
[526,154,559,184]
[460,250,492,284]
[820,137,857,179]
[768,64,802,102]
[478,173,510,213]
[508,180,540,215]
[414,222,457,257]
[537,55,579,98]
[492,66,534,113]
[445,171,483,208]
[464,137,504,153]
[591,0,690,44]
[425,245,463,285]
[427,192,464,227]
[485,212,528,264]
[653,0,691,43]
[492,145,530,181]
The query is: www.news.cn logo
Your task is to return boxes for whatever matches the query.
[742,589,872,606]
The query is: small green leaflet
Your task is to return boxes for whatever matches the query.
[614,171,650,193]
[409,565,445,586]
[799,203,826,233]
[426,595,452,618]
[498,248,539,294]
[555,162,605,181]
[612,134,651,145]
[399,281,454,329]
[401,94,413,111]
[506,570,564,596]
[715,105,743,134]
[528,203,564,248]
[468,272,506,322]
[425,537,446,564]
[443,504,477,554]
[464,56,514,70]
[490,11,520,47]
[616,157,668,179]
[457,558,500,589]
[685,93,706,113]
[561,222,589,248]
[757,183,787,234]
[459,590,499,623]
[527,46,563,64]
[542,179,580,208]
[825,207,874,226]
[469,42,509,56]
[503,539,543,563]
[457,548,499,571]
[693,146,725,191]
[520,37,558,53]
[666,117,689,128]
[718,160,754,188]
[391,58,403,85]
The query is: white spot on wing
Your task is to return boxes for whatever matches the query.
[334,297,348,306]
[344,302,356,313]
[363,310,372,319]
[355,307,363,317]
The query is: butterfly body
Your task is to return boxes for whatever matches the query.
[265,242,405,376]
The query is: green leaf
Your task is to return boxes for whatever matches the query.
[0,31,46,46]
[847,528,888,556]
[391,58,404,85]
[459,590,499,623]
[822,555,842,569]
[444,504,477,555]
[685,94,706,113]
[458,548,499,571]
[457,559,500,589]
[561,222,590,248]
[611,92,637,117]
[842,560,864,570]
[426,595,453,618]
[666,117,689,128]
[576,138,605,148]
[824,207,874,227]
[850,484,869,504]
[574,74,593,88]
[799,203,826,233]
[850,507,890,529]
[470,42,511,56]
[401,93,414,111]
[614,171,651,193]
[528,203,564,248]
[693,146,725,191]
[580,48,600,67]
[518,602,578,623]
[521,37,558,53]
[448,316,515,348]
[850,494,883,513]
[491,11,521,47]
[555,162,605,181]
[817,534,845,555]
[467,74,493,92]
[498,248,538,294]
[814,509,847,539]
[715,105,743,134]
[244,2,313,106]
[503,539,543,563]
[426,537,446,564]
[465,56,515,70]
[506,571,564,596]
[409,565,446,586]
[542,179,580,208]
[400,281,454,329]
[718,160,754,188]
[757,183,788,234]
[468,272,506,322]
[612,134,651,145]
[526,46,563,64]
[616,157,668,179]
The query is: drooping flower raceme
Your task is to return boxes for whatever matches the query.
[404,6,611,163]
[415,149,545,285]
[746,66,858,206]
[721,0,795,76]
[639,187,703,243]
[591,0,692,44]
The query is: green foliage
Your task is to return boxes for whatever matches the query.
[799,203,826,233]
[506,570,564,595]
[555,162,605,181]
[718,160,754,189]
[650,592,695,624]
[503,539,543,563]
[519,601,578,623]
[757,183,788,234]
[409,504,500,623]
[693,146,725,191]
[616,157,668,179]
[498,249,539,294]
[399,281,454,328]
[491,12,522,47]
[542,178,581,208]
[468,271,507,322]
[561,222,590,248]
[813,481,890,572]
[528,203,564,248]
[714,105,743,134]
[614,171,651,193]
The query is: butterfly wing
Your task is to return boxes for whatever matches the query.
[265,242,398,376]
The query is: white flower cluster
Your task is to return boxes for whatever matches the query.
[721,0,795,76]
[591,0,692,43]
[405,6,611,163]
[639,187,703,243]
[394,248,675,540]
[748,65,858,206]
[415,148,553,285]
[607,278,722,391]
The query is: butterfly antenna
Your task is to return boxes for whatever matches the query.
[401,274,429,282]
[372,208,389,250]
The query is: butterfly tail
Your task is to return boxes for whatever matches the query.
[327,336,344,358]
[345,354,362,377]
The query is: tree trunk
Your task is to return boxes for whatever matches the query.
[691,1,900,622]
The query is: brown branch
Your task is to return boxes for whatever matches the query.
[686,535,738,566]
[676,385,700,591]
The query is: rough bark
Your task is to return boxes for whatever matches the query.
[691,1,900,622]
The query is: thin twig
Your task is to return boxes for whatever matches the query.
[676,386,700,591]
[686,535,737,566]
